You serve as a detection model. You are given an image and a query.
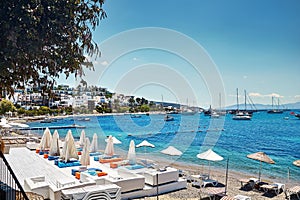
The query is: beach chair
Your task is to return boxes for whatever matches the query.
[202,179,219,187]
[239,177,259,190]
[260,182,285,195]
[220,196,234,200]
[200,187,226,200]
[234,195,251,200]
[285,185,300,200]
[220,195,251,200]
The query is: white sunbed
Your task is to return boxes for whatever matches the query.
[260,182,285,195]
[285,185,300,200]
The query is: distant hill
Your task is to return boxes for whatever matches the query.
[226,101,300,110]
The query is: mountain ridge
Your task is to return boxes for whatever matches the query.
[225,101,300,110]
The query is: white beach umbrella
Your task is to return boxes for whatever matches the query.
[105,136,122,144]
[60,130,79,162]
[39,127,52,151]
[127,140,136,165]
[197,149,224,177]
[79,130,86,147]
[136,140,155,166]
[80,138,91,166]
[161,146,183,156]
[49,130,60,156]
[136,140,155,148]
[90,133,98,153]
[104,135,114,156]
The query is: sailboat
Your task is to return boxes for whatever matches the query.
[181,99,197,115]
[267,96,283,114]
[232,89,252,120]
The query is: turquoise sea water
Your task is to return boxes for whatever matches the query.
[28,111,300,182]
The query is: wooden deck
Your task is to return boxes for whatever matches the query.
[5,147,78,188]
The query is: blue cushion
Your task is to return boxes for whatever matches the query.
[90,152,101,156]
[126,164,144,170]
[57,161,81,168]
[48,156,59,161]
[88,168,102,172]
[71,169,80,176]
[87,170,97,176]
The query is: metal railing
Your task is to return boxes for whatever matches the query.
[0,150,29,200]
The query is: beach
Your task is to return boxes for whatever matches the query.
[2,132,299,200]
[2,112,300,199]
[132,160,296,200]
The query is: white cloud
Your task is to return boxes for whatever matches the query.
[248,92,263,97]
[294,95,300,99]
[266,93,283,98]
[100,61,108,66]
[248,92,284,98]
[133,57,137,61]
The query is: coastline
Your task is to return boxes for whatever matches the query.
[2,132,299,199]
[139,160,296,200]
[3,113,300,200]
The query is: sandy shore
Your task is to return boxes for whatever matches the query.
[4,114,299,199]
[137,161,299,200]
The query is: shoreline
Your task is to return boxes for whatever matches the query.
[141,160,298,200]
[2,135,299,199]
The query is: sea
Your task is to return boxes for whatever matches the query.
[27,111,300,182]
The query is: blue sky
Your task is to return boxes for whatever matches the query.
[60,0,300,107]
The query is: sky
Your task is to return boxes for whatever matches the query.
[59,0,300,108]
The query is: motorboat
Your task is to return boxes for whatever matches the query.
[130,114,142,118]
[232,111,251,120]
[164,115,174,121]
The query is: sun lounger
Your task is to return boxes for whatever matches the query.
[200,187,226,200]
[89,152,102,156]
[109,160,130,168]
[48,155,59,161]
[261,182,285,195]
[191,178,218,188]
[139,159,157,168]
[191,180,201,188]
[285,185,300,200]
[57,160,81,168]
[220,196,235,200]
[234,195,251,200]
[99,157,122,164]
[239,177,259,190]
[202,179,218,187]
[125,164,144,170]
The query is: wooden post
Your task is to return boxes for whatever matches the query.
[0,137,4,153]
[156,173,159,200]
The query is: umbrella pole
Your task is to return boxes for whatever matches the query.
[156,173,159,200]
[225,158,229,195]
[208,161,211,178]
[287,167,290,184]
[259,160,262,181]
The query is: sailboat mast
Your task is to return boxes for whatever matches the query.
[236,88,239,111]
[244,90,247,111]
[219,93,221,112]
